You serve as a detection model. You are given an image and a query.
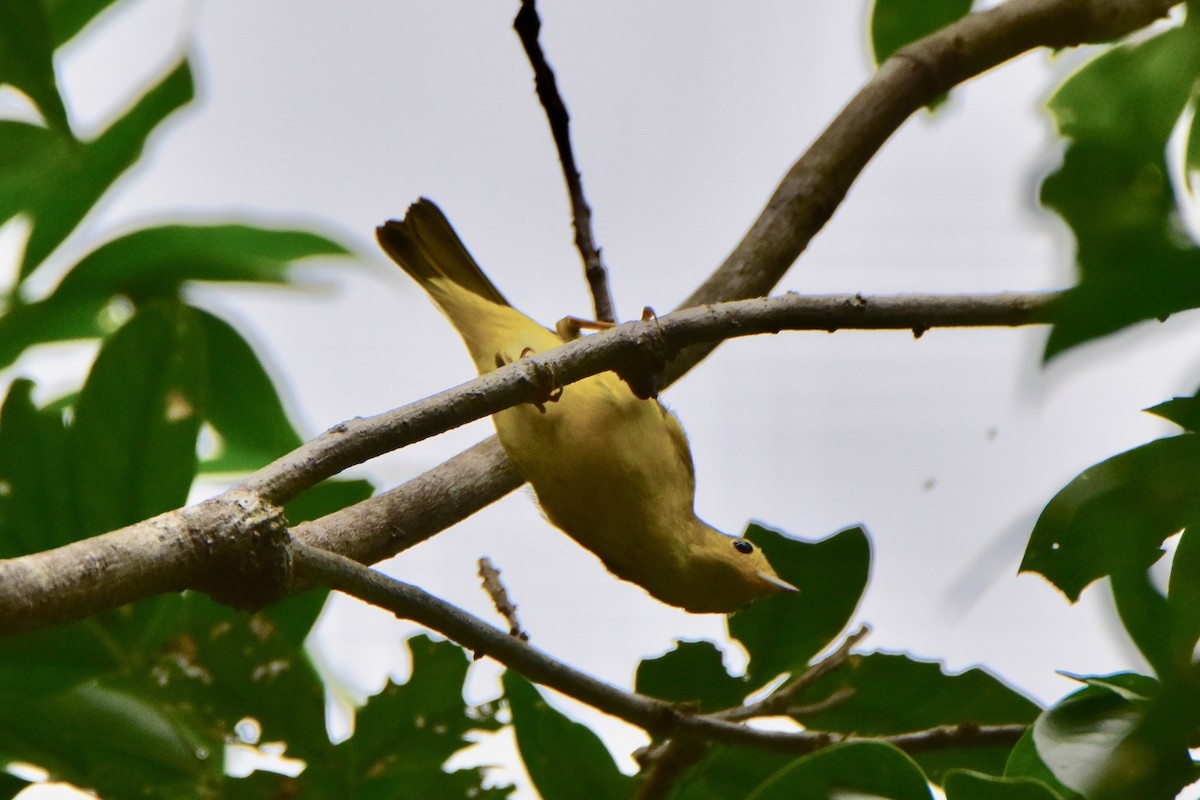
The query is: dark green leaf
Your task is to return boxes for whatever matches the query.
[1032,685,1144,796]
[0,771,29,800]
[0,293,110,371]
[943,769,1064,799]
[56,224,350,299]
[330,635,506,798]
[1069,671,1157,702]
[1040,26,1200,357]
[43,0,126,48]
[728,524,870,689]
[870,0,973,65]
[1168,527,1200,664]
[0,618,117,695]
[1146,395,1200,432]
[196,310,306,473]
[635,640,746,713]
[284,479,374,527]
[68,300,207,538]
[0,120,75,226]
[1021,434,1200,600]
[1111,569,1176,680]
[1004,728,1081,800]
[20,58,193,278]
[0,378,74,555]
[662,747,797,800]
[503,671,632,800]
[745,741,933,800]
[0,0,71,133]
[790,652,1037,781]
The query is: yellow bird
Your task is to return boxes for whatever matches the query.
[377,199,796,613]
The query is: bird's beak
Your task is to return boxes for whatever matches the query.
[759,572,799,594]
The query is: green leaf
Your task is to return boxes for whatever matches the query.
[1031,684,1144,796]
[0,378,74,555]
[196,310,306,473]
[790,652,1038,781]
[1111,569,1177,680]
[0,120,75,226]
[746,741,933,800]
[0,0,71,133]
[1168,527,1200,664]
[0,771,29,800]
[503,671,632,800]
[1005,728,1081,799]
[67,300,207,538]
[661,747,797,800]
[284,479,374,527]
[19,58,193,278]
[728,524,870,689]
[328,635,506,798]
[635,640,746,713]
[870,0,973,66]
[1146,395,1200,432]
[55,224,351,299]
[0,292,111,371]
[1021,434,1200,601]
[1040,25,1200,357]
[43,0,126,48]
[943,769,1064,799]
[0,678,223,798]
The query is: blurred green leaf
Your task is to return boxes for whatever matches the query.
[1111,569,1176,680]
[662,747,797,800]
[0,120,75,226]
[67,300,207,538]
[790,652,1038,781]
[19,58,193,278]
[55,224,350,299]
[503,671,632,800]
[0,771,29,800]
[1005,728,1081,799]
[635,640,746,713]
[0,293,110,371]
[1022,433,1200,600]
[43,0,126,48]
[1040,25,1200,357]
[870,0,973,65]
[195,309,306,473]
[322,635,506,798]
[729,524,869,689]
[0,0,71,133]
[0,378,74,555]
[1146,394,1200,432]
[1168,527,1200,666]
[943,770,1063,799]
[746,741,932,800]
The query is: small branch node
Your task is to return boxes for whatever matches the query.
[478,556,529,642]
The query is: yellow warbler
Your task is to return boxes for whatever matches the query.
[376,199,795,613]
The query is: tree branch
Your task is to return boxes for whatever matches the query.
[0,290,1058,635]
[292,540,1027,762]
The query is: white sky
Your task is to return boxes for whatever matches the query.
[9,1,1200,797]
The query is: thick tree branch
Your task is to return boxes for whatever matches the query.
[0,289,1064,635]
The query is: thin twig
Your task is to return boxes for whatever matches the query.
[478,556,529,642]
[514,0,616,323]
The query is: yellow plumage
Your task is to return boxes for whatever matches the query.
[377,199,794,613]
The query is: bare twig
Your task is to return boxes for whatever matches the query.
[514,0,616,323]
[478,556,529,642]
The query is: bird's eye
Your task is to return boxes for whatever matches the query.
[733,540,754,555]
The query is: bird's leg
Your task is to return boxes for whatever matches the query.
[495,348,562,413]
[555,315,615,341]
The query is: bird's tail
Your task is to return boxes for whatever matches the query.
[376,198,509,308]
